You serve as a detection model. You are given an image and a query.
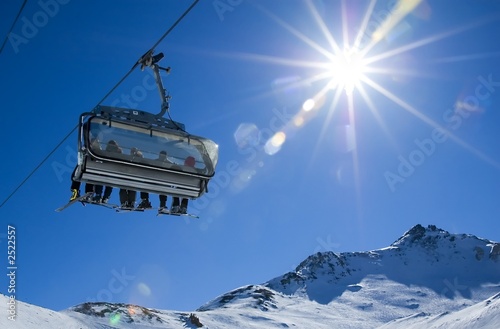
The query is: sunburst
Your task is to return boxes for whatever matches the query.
[326,47,368,95]
[248,1,500,156]
[228,0,500,207]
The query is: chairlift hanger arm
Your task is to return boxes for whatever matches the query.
[138,51,171,117]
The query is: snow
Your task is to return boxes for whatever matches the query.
[380,292,500,329]
[1,224,499,328]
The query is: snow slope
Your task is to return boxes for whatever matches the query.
[1,224,499,328]
[380,292,500,328]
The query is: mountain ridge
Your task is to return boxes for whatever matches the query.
[265,224,499,301]
[2,224,499,328]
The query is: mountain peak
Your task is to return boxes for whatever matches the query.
[390,224,499,261]
[391,224,450,247]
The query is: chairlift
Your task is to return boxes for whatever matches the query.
[71,51,218,200]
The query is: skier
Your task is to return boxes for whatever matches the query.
[119,147,141,208]
[170,156,196,214]
[137,150,171,211]
[69,137,103,202]
[99,140,122,203]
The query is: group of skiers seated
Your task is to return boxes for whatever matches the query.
[70,141,195,214]
[69,184,189,214]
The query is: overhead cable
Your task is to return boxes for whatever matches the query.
[0,0,29,55]
[0,0,200,208]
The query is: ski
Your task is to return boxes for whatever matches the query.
[84,200,119,210]
[157,209,199,218]
[55,192,93,212]
[115,206,151,213]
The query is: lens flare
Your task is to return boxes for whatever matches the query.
[234,123,260,148]
[264,131,286,155]
[128,305,138,315]
[294,116,305,127]
[137,282,151,296]
[302,98,316,111]
[109,313,120,325]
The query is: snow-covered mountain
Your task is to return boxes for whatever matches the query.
[2,224,500,328]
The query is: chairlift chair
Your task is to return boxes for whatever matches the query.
[71,51,218,201]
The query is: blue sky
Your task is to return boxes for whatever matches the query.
[1,0,499,313]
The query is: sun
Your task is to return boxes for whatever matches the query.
[231,0,500,194]
[326,48,367,95]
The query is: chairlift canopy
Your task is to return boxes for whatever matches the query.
[72,105,218,199]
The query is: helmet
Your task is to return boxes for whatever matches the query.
[185,156,196,167]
